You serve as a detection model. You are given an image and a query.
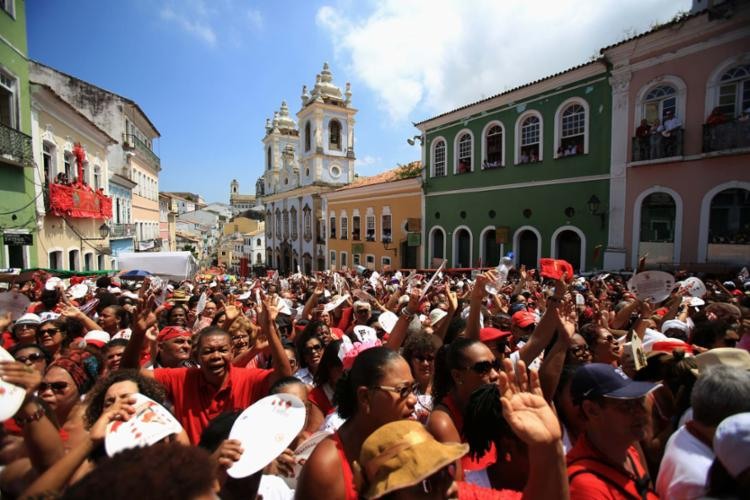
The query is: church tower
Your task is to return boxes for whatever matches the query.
[296,62,357,187]
[230,179,239,197]
[262,101,299,196]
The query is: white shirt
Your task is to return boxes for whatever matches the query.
[656,425,714,500]
[664,116,682,132]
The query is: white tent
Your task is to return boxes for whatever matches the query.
[117,252,199,281]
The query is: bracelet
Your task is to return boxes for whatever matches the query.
[400,307,416,318]
[14,402,45,426]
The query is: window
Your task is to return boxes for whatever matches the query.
[303,206,312,240]
[290,207,298,240]
[68,249,80,271]
[42,142,55,181]
[353,253,361,266]
[48,250,62,270]
[329,119,341,150]
[98,255,105,270]
[432,139,446,177]
[643,85,676,124]
[275,210,282,239]
[82,162,90,186]
[716,64,750,117]
[84,253,93,271]
[366,254,375,266]
[559,103,586,157]
[519,115,541,163]
[330,251,336,266]
[382,256,391,267]
[266,212,273,237]
[305,121,311,151]
[0,69,17,128]
[382,214,392,243]
[484,124,503,168]
[456,132,472,174]
[329,215,336,238]
[267,146,272,170]
[340,252,348,268]
[340,215,348,240]
[1,0,15,17]
[63,152,74,179]
[366,214,376,241]
[352,215,361,240]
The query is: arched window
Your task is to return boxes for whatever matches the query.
[282,210,290,240]
[518,115,541,164]
[304,121,311,151]
[267,146,272,170]
[560,104,585,156]
[329,119,341,150]
[432,139,446,177]
[275,209,282,239]
[456,132,472,174]
[716,64,750,117]
[643,85,676,124]
[484,124,503,168]
[93,165,101,190]
[290,207,298,241]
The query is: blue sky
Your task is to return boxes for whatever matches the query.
[26,0,690,203]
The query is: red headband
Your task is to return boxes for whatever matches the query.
[157,326,192,343]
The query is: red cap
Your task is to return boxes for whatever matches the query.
[156,326,191,343]
[511,311,537,329]
[480,327,511,343]
[69,276,85,285]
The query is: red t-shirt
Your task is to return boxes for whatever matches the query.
[154,364,273,444]
[457,482,521,500]
[567,434,658,500]
[308,385,335,416]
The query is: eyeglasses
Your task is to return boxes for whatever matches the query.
[15,353,45,364]
[39,381,69,393]
[16,324,37,330]
[38,328,61,336]
[373,381,419,399]
[465,358,502,375]
[414,354,435,363]
[304,344,323,354]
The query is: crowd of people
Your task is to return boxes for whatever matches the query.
[0,262,749,499]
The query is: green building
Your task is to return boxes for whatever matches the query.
[415,61,611,272]
[0,0,36,268]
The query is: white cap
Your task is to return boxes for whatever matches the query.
[429,308,448,326]
[15,313,41,326]
[83,330,111,348]
[660,319,689,334]
[714,412,750,478]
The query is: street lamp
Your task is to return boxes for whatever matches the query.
[406,135,423,146]
[587,195,607,229]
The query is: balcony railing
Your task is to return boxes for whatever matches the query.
[703,120,750,153]
[111,223,135,238]
[0,122,33,167]
[124,134,160,169]
[47,182,112,219]
[631,129,684,162]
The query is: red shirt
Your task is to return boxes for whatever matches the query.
[154,364,273,444]
[308,385,335,416]
[567,434,658,500]
[457,482,521,500]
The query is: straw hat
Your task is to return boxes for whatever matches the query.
[357,420,467,499]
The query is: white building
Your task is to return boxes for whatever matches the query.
[259,63,357,274]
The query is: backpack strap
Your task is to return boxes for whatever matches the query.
[568,456,649,500]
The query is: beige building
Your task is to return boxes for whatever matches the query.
[30,83,117,271]
[159,193,178,251]
[223,216,263,236]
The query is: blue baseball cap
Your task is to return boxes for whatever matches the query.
[571,363,658,404]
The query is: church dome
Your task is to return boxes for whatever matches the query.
[275,101,297,133]
[308,63,346,105]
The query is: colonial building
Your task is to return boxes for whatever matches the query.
[30,82,116,271]
[29,61,162,261]
[323,163,423,271]
[602,2,750,270]
[259,63,357,274]
[0,0,37,268]
[229,179,256,213]
[108,173,136,259]
[415,61,611,272]
[158,192,177,251]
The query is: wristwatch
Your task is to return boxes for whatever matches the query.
[400,307,417,319]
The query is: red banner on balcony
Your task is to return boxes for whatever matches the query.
[48,183,112,219]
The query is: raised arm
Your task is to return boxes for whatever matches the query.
[259,294,292,384]
[517,276,566,367]
[465,271,496,340]
[385,289,420,351]
[120,293,157,378]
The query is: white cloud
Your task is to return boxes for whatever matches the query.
[357,154,380,167]
[316,0,691,122]
[158,0,264,47]
[247,8,264,30]
[160,7,216,46]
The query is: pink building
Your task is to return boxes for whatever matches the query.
[602,3,750,271]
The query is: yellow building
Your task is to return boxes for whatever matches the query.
[323,163,423,271]
[30,83,117,271]
[223,216,263,236]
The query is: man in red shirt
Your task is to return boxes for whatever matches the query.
[121,299,292,443]
[567,363,660,499]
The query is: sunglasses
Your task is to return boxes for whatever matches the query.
[16,324,37,330]
[39,381,69,393]
[414,354,435,363]
[304,344,323,354]
[15,352,45,364]
[374,381,419,399]
[466,358,502,375]
[38,328,61,336]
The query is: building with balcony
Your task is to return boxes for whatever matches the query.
[260,63,357,274]
[29,82,116,271]
[0,0,37,268]
[603,2,750,270]
[415,61,611,272]
[159,192,177,251]
[29,61,162,258]
[108,173,136,260]
[323,163,423,271]
[161,192,204,214]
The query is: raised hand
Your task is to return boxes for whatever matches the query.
[498,359,562,447]
[133,295,157,335]
[212,438,244,471]
[89,395,137,442]
[0,360,42,398]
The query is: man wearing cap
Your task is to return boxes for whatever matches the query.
[567,363,660,499]
[656,365,750,499]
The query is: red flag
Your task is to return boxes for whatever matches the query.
[539,258,574,281]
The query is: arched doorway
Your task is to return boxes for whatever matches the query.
[639,192,676,265]
[453,227,471,268]
[481,228,499,267]
[707,187,750,264]
[517,230,538,269]
[303,253,312,275]
[429,227,445,267]
[555,230,582,271]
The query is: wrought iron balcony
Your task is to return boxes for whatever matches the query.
[703,120,750,153]
[631,129,683,162]
[110,223,135,238]
[123,133,160,169]
[0,123,33,167]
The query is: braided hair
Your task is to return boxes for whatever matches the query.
[432,338,479,406]
[464,384,514,459]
